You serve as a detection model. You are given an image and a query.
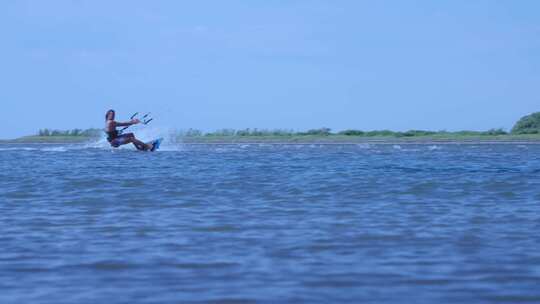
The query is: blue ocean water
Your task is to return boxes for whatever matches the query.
[1,143,539,304]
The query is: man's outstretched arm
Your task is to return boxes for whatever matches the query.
[115,119,140,127]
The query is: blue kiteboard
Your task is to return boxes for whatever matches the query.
[148,138,163,152]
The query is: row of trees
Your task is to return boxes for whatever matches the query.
[34,112,540,137]
[37,128,102,137]
[182,128,334,137]
[511,112,540,134]
[192,111,540,136]
[35,127,512,138]
[183,127,509,137]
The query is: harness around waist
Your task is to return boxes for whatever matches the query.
[106,130,119,142]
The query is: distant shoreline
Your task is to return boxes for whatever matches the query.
[3,134,540,144]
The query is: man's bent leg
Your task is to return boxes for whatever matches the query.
[132,138,151,151]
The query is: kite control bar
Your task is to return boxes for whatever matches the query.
[119,112,153,133]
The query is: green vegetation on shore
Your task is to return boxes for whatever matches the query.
[186,127,509,138]
[3,128,102,143]
[4,112,540,143]
[512,112,540,134]
[37,128,102,137]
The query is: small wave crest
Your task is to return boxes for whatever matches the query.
[392,145,420,152]
[0,147,39,151]
[40,147,68,152]
[356,143,371,149]
[0,146,71,152]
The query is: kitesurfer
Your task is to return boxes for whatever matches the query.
[105,109,152,151]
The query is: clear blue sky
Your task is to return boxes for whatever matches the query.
[1,0,539,139]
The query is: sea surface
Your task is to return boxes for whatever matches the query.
[1,142,540,304]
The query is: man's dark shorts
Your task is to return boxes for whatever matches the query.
[110,134,131,147]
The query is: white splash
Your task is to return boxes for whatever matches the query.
[40,147,68,152]
[0,147,39,151]
[81,134,111,149]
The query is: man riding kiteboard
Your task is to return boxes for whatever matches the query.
[105,109,157,151]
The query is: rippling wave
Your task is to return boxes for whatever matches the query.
[1,143,539,303]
